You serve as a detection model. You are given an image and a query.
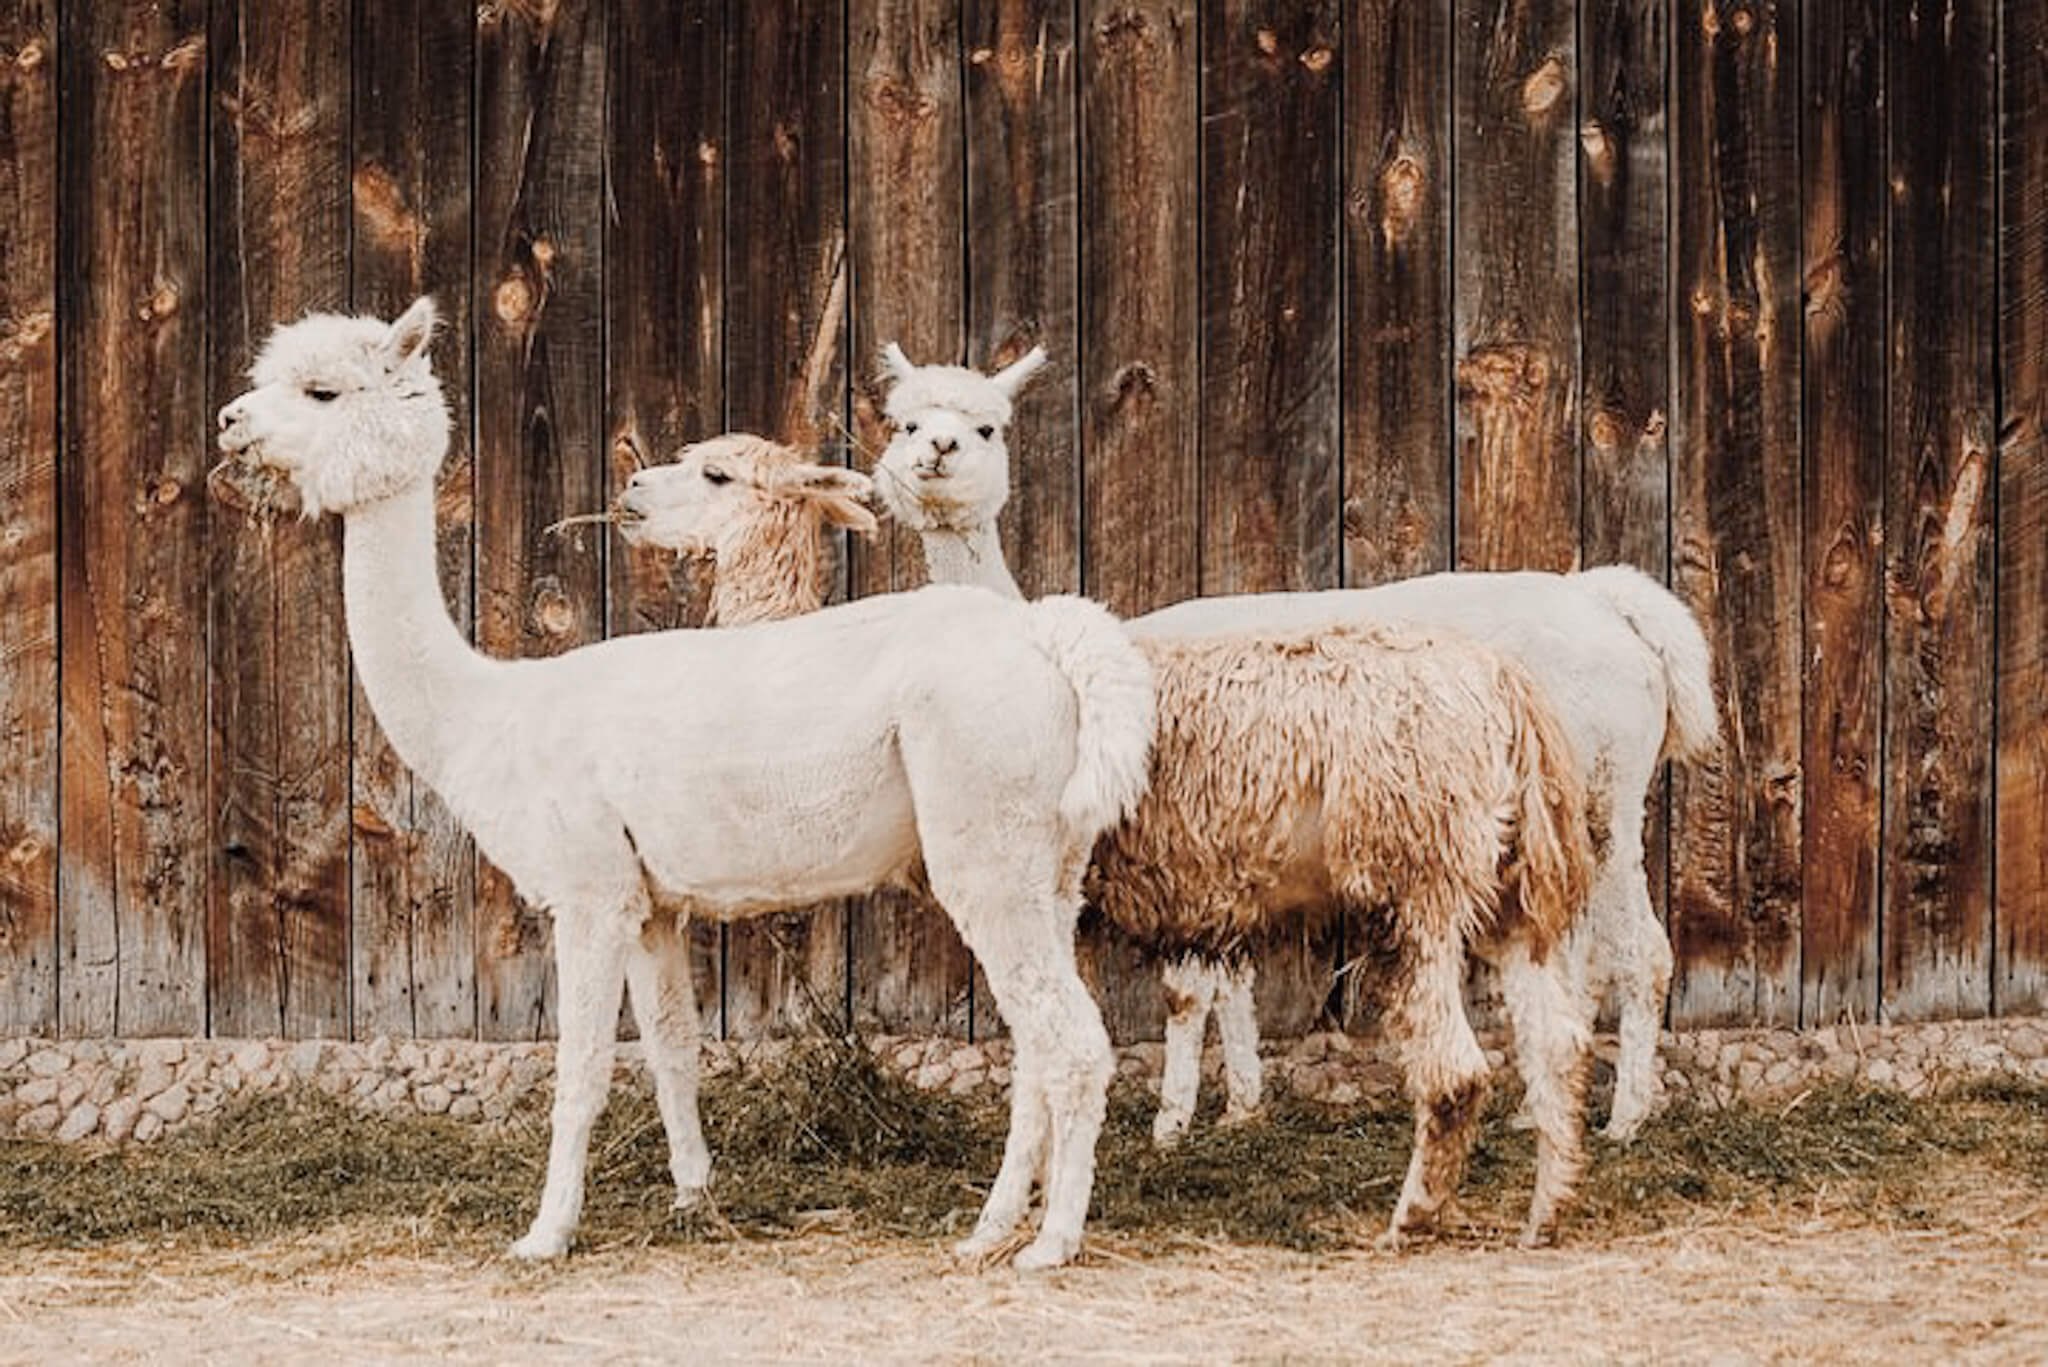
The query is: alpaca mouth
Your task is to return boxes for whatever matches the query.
[206,454,301,519]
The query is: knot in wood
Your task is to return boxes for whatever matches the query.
[14,41,44,70]
[530,237,557,271]
[532,580,577,639]
[1579,122,1615,183]
[1587,409,1626,453]
[1520,57,1567,118]
[696,140,719,168]
[136,283,181,323]
[1300,45,1333,74]
[1730,8,1755,36]
[1379,154,1426,244]
[152,477,183,507]
[1456,344,1552,406]
[1255,28,1279,56]
[865,76,936,126]
[7,835,43,868]
[1106,361,1159,411]
[494,271,536,325]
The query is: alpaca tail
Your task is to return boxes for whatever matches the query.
[1572,564,1721,764]
[1023,596,1157,839]
[1498,661,1598,957]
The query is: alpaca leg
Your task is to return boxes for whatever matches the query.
[1497,939,1593,1245]
[953,900,1111,1271]
[1603,869,1672,1144]
[1153,955,1219,1148]
[1215,957,1264,1125]
[1015,966,1115,1271]
[954,1059,1050,1261]
[511,912,632,1260]
[1381,930,1490,1248]
[625,910,712,1206]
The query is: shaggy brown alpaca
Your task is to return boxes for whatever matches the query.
[1090,625,1596,1246]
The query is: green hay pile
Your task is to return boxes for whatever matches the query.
[2,1040,2043,1255]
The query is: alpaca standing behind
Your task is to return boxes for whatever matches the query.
[213,301,1156,1270]
[623,451,1600,1246]
[611,433,878,624]
[871,344,1719,1146]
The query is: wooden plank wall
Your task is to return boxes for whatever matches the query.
[3,0,2046,1042]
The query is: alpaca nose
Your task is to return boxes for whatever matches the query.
[931,436,959,457]
[218,399,245,430]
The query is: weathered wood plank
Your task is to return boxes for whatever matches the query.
[1199,0,1341,1037]
[969,0,1080,603]
[846,0,974,1038]
[57,3,210,1037]
[1799,0,1884,1025]
[1342,0,1449,588]
[1580,0,1671,951]
[1451,0,1578,574]
[1199,0,1338,598]
[206,0,352,1040]
[1998,0,2048,1014]
[350,0,478,1040]
[1078,0,1198,1043]
[1579,0,1667,579]
[963,0,1082,1039]
[1669,0,1802,1027]
[722,0,850,1038]
[1883,0,1995,1021]
[474,0,607,1041]
[605,0,724,1036]
[0,0,56,1036]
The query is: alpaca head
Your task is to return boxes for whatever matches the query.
[872,343,1045,532]
[615,433,877,558]
[214,297,450,517]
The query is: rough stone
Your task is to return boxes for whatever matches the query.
[15,1077,59,1108]
[416,1084,452,1115]
[102,1096,142,1143]
[56,1102,100,1143]
[26,1049,68,1078]
[133,1111,164,1144]
[450,1094,484,1122]
[135,1040,185,1070]
[233,1041,269,1074]
[146,1082,190,1124]
[18,1104,62,1136]
[0,1039,29,1072]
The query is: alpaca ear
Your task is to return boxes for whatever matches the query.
[791,465,879,536]
[987,345,1048,401]
[383,296,439,367]
[879,342,916,388]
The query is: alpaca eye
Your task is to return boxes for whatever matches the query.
[976,425,994,440]
[306,386,340,403]
[903,422,919,436]
[703,467,731,486]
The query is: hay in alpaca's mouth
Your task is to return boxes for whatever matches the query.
[206,454,302,521]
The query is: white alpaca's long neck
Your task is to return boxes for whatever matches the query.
[917,520,1021,600]
[342,482,496,788]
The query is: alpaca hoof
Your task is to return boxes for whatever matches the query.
[1013,1233,1077,1271]
[672,1183,710,1212]
[1506,1106,1536,1133]
[1218,1104,1264,1130]
[951,1229,1009,1267]
[1373,1226,1408,1254]
[1599,1112,1646,1145]
[508,1227,571,1261]
[1150,1112,1192,1149]
[1517,1222,1554,1250]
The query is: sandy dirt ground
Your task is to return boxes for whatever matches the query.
[3,1211,2045,1365]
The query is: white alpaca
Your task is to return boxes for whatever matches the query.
[213,301,1157,1270]
[625,435,1600,1245]
[872,344,1720,1145]
[614,432,878,624]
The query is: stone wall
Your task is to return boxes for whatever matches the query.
[3,1018,2044,1145]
